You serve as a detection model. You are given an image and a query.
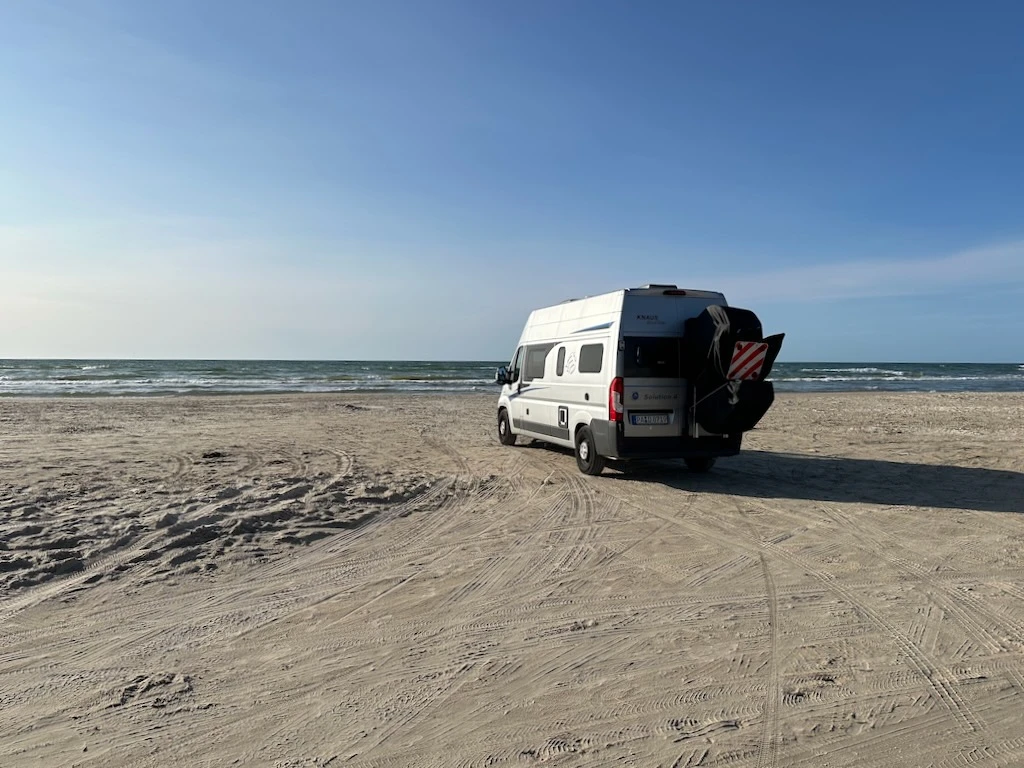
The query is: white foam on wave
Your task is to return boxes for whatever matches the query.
[777,374,1024,383]
[801,367,907,376]
[0,374,495,397]
[2,361,1020,397]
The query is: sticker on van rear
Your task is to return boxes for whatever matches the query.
[727,341,769,380]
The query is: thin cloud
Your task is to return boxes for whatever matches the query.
[711,241,1024,304]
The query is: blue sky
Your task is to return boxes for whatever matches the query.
[2,1,1023,361]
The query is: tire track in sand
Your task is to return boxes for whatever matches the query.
[599,481,986,742]
[815,501,1024,712]
[0,445,356,628]
[736,503,781,768]
[728,503,986,738]
[754,550,780,768]
[0,528,171,624]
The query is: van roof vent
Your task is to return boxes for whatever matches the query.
[638,283,677,289]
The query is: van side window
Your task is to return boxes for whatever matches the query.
[556,347,566,376]
[524,344,553,382]
[578,343,603,373]
[509,347,524,382]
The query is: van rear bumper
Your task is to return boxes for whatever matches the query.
[589,419,742,460]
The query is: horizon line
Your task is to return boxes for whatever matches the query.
[2,357,1021,366]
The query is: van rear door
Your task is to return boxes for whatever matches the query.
[621,336,685,438]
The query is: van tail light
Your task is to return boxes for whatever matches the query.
[609,377,624,422]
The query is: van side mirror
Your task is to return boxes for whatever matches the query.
[495,366,509,384]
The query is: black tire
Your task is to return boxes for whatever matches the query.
[685,457,716,473]
[575,426,605,476]
[497,409,517,446]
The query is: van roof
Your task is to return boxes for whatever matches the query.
[560,285,726,303]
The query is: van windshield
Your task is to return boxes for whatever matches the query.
[624,337,681,378]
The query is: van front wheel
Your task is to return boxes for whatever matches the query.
[575,427,605,476]
[498,409,517,446]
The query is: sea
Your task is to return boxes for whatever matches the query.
[1,360,1024,397]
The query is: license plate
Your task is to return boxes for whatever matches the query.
[631,413,670,426]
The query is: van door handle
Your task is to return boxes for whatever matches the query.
[584,393,589,401]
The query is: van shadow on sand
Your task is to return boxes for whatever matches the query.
[524,443,1024,514]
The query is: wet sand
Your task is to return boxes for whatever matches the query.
[1,392,1023,766]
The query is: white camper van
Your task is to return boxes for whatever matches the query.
[495,285,784,475]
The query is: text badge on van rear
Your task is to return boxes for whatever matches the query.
[624,384,681,434]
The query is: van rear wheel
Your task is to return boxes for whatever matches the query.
[685,457,716,473]
[575,427,605,476]
[498,409,517,446]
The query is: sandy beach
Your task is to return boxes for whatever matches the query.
[2,392,1023,767]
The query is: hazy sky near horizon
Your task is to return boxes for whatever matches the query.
[2,1,1023,362]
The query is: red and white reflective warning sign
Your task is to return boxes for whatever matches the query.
[727,341,769,380]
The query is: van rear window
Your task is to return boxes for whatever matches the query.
[624,337,680,378]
